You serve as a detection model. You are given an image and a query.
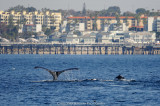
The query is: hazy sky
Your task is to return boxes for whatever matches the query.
[0,0,160,13]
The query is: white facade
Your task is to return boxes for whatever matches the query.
[65,34,79,44]
[23,24,42,33]
[101,35,113,44]
[148,17,160,32]
[97,31,156,44]
[78,23,85,31]
[0,37,10,42]
[122,23,129,31]
[67,34,77,37]
[26,38,39,43]
[108,23,128,32]
[17,38,26,43]
[155,17,160,32]
[61,21,68,33]
[129,32,156,43]
[35,24,42,32]
[18,24,23,33]
[69,22,85,32]
[83,37,96,44]
[66,37,79,44]
[147,17,154,31]
[104,24,110,32]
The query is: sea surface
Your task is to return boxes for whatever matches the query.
[0,54,160,105]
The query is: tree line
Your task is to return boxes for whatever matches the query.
[4,5,160,17]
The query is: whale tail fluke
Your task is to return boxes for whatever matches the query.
[34,66,79,80]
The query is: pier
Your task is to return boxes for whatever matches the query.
[0,43,160,55]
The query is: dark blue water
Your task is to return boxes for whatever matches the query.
[0,55,160,105]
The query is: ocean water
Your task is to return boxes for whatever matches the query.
[0,54,160,105]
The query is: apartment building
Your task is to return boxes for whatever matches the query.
[0,11,10,24]
[147,17,155,31]
[154,17,160,32]
[10,11,21,25]
[67,16,146,31]
[21,11,33,25]
[0,10,62,31]
[53,13,62,31]
[145,16,160,32]
[43,12,62,31]
[33,11,44,25]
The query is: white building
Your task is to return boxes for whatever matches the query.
[36,31,48,42]
[155,17,160,32]
[17,38,26,43]
[76,23,85,31]
[108,23,128,32]
[98,31,125,44]
[97,31,156,44]
[147,17,160,32]
[100,35,113,44]
[64,34,79,44]
[67,22,85,32]
[83,36,96,44]
[18,24,23,33]
[122,23,129,32]
[26,38,39,43]
[60,21,68,33]
[147,17,154,31]
[80,34,96,44]
[0,37,10,42]
[104,24,110,32]
[65,37,79,44]
[23,24,42,33]
[129,32,156,43]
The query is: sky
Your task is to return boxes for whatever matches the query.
[0,0,160,13]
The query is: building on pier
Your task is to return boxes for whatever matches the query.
[129,31,156,43]
[0,37,10,42]
[0,30,156,44]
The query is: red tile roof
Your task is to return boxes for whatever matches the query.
[68,16,147,19]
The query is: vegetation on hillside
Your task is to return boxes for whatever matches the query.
[1,5,160,40]
[7,5,37,12]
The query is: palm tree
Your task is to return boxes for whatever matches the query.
[89,14,93,31]
[125,16,129,26]
[142,17,148,31]
[115,12,121,27]
[21,18,27,26]
[92,13,98,31]
[16,19,21,38]
[8,15,14,29]
[135,14,141,32]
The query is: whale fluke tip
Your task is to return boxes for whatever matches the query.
[70,68,79,70]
